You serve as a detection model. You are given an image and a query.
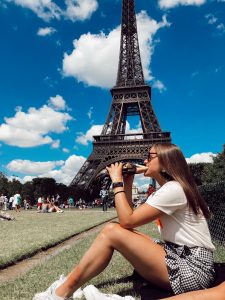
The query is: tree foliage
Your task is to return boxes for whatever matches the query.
[189,163,210,186]
[202,144,225,184]
[32,177,56,199]
[0,175,8,195]
[189,144,225,185]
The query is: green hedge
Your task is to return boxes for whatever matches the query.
[198,181,225,212]
[199,182,225,242]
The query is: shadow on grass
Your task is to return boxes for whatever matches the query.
[94,271,173,298]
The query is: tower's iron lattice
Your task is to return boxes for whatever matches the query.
[70,0,171,194]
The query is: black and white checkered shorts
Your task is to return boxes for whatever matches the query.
[156,240,215,295]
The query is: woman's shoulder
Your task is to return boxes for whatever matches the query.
[159,181,186,199]
[161,181,183,191]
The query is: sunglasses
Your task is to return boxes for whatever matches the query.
[147,152,158,161]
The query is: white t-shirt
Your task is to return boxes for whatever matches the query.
[38,197,43,204]
[146,181,215,251]
[9,196,14,203]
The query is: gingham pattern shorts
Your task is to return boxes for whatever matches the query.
[156,240,215,295]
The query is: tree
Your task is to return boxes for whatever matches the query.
[7,179,22,196]
[189,163,210,186]
[21,181,35,204]
[0,171,6,179]
[55,183,70,203]
[0,172,8,195]
[32,177,57,200]
[202,144,225,184]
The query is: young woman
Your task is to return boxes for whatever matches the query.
[34,143,215,300]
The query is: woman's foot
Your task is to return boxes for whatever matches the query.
[33,275,71,300]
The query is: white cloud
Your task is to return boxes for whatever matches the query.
[48,95,67,110]
[11,0,62,22]
[125,121,143,135]
[205,14,225,34]
[186,152,216,164]
[0,99,72,148]
[62,12,170,89]
[64,0,98,22]
[76,124,103,145]
[37,27,56,36]
[191,71,199,78]
[7,159,64,175]
[76,120,143,146]
[22,176,34,183]
[205,14,218,25]
[51,139,60,149]
[159,0,205,9]
[87,106,93,119]
[152,80,166,92]
[63,147,70,153]
[217,23,225,33]
[133,172,154,192]
[18,154,86,185]
[7,0,97,22]
[0,124,53,147]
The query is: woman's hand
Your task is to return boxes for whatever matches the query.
[106,162,123,182]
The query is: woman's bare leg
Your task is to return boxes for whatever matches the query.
[162,282,225,300]
[56,222,171,298]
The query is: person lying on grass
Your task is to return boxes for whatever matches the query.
[34,143,217,300]
[37,198,64,213]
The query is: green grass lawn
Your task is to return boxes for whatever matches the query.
[0,209,117,268]
[1,223,158,300]
[0,210,224,300]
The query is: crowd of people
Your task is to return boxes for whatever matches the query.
[0,193,22,212]
[0,193,100,213]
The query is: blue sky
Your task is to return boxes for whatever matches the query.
[0,0,224,190]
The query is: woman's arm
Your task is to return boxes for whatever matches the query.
[106,162,164,228]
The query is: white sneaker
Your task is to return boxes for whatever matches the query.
[33,275,72,300]
[72,288,83,299]
[83,285,135,300]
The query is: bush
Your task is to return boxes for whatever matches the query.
[199,181,225,242]
[199,181,225,211]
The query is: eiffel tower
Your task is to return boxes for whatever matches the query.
[70,0,171,193]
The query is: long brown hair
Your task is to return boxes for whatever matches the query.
[153,143,210,219]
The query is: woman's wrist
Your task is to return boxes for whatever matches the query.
[112,181,124,189]
[113,186,124,193]
[114,190,125,197]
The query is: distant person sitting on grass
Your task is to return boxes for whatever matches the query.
[37,198,64,213]
[40,199,49,213]
[33,143,217,300]
[48,200,64,213]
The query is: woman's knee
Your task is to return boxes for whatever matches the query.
[101,222,121,234]
[99,222,125,242]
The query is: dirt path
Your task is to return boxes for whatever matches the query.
[0,218,117,284]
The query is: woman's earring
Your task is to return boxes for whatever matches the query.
[160,170,173,181]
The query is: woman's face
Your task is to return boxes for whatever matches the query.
[144,147,161,178]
